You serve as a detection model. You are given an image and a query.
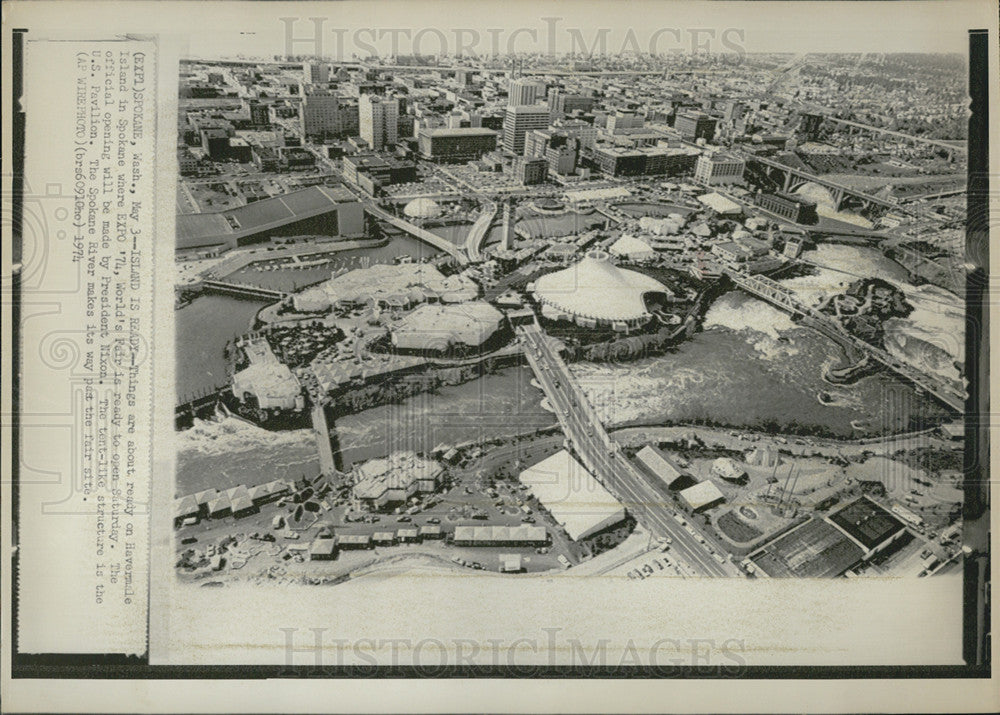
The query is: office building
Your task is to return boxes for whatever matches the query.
[247,100,270,128]
[508,78,545,107]
[756,191,819,224]
[546,139,580,176]
[606,111,645,134]
[359,94,400,151]
[303,62,329,84]
[299,88,342,139]
[694,153,745,185]
[674,111,717,142]
[503,105,550,155]
[592,144,699,177]
[548,89,595,118]
[554,118,597,150]
[515,156,549,185]
[418,127,498,162]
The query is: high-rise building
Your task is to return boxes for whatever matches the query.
[359,94,400,151]
[300,88,341,139]
[508,78,545,107]
[674,111,717,142]
[303,62,330,84]
[247,100,270,127]
[502,105,550,155]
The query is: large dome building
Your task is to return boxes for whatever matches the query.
[531,249,673,332]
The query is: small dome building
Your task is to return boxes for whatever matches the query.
[403,198,443,220]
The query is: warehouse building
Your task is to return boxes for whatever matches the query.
[452,525,549,547]
[518,450,626,541]
[634,445,688,488]
[176,185,364,251]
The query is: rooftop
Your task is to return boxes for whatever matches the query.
[518,449,626,541]
[827,496,906,551]
[533,250,672,323]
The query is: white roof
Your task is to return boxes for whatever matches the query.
[697,192,741,214]
[564,186,632,202]
[532,250,671,323]
[608,235,655,258]
[635,445,684,485]
[231,362,301,409]
[519,449,626,541]
[679,480,725,511]
[404,197,442,219]
[392,301,503,349]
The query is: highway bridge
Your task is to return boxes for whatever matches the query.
[744,155,898,213]
[517,322,739,577]
[365,204,469,264]
[724,269,965,412]
[465,201,498,262]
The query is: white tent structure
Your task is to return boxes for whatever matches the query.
[518,449,626,541]
[608,235,656,262]
[532,249,672,330]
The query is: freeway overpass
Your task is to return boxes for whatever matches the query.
[724,269,965,412]
[517,322,739,577]
[465,201,498,262]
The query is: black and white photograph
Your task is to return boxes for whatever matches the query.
[2,0,997,711]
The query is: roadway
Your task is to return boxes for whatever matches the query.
[464,201,498,262]
[517,323,738,577]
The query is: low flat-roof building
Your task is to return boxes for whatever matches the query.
[826,496,907,557]
[679,480,725,512]
[634,445,687,488]
[452,525,548,547]
[499,553,524,573]
[518,450,626,541]
[697,192,742,216]
[176,185,364,251]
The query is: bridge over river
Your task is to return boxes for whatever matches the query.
[517,321,740,577]
[724,269,965,413]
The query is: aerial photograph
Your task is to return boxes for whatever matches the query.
[172,49,971,585]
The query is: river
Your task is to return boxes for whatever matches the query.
[175,242,960,496]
